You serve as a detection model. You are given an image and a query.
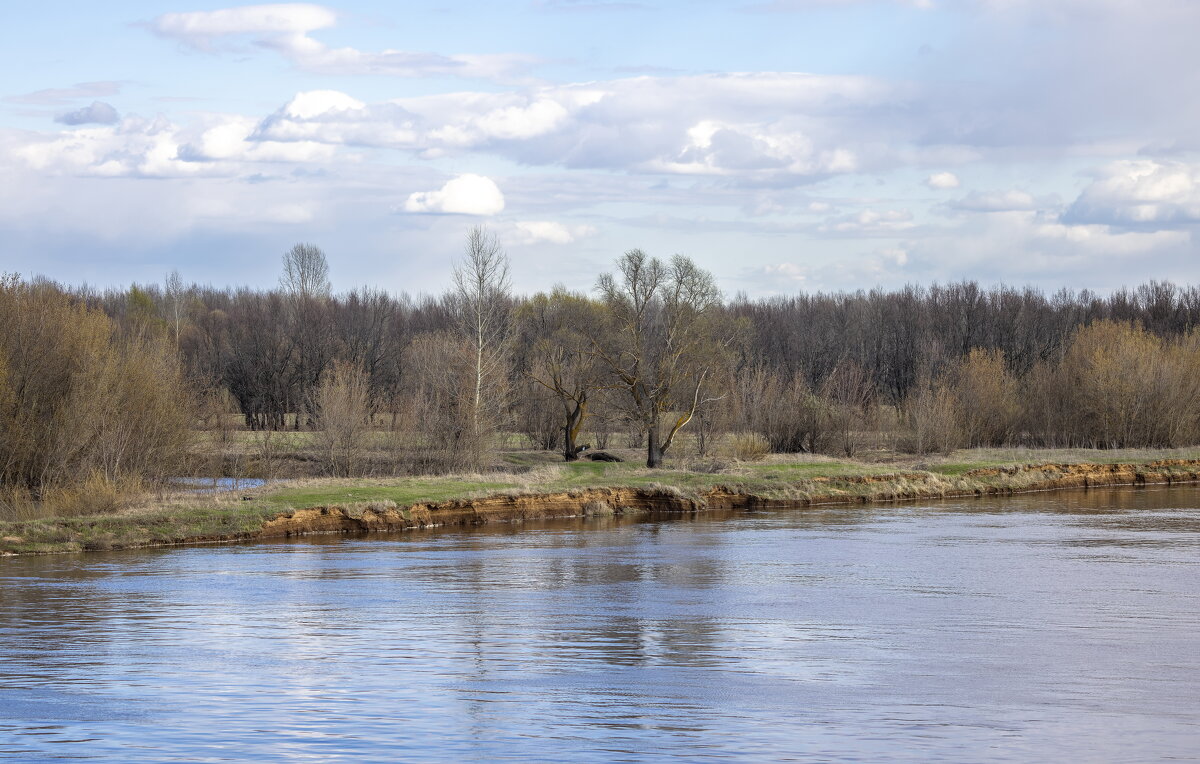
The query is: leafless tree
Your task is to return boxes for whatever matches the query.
[164,269,185,347]
[312,361,372,476]
[519,288,604,460]
[280,243,331,299]
[592,250,728,468]
[452,226,512,469]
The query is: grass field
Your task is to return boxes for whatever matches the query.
[4,446,1200,556]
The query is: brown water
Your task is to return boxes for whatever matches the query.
[1,486,1199,761]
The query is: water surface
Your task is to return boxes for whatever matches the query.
[2,486,1198,761]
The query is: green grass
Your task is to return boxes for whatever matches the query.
[5,446,1200,556]
[921,447,1200,476]
[259,478,520,510]
[742,461,875,478]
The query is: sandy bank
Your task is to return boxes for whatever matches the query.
[256,459,1200,539]
[4,459,1199,555]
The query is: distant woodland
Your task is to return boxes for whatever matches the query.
[4,227,1200,506]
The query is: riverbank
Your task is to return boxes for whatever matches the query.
[4,450,1200,555]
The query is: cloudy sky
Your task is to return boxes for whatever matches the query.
[3,1,1199,296]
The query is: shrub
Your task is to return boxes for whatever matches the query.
[950,349,1019,447]
[312,361,371,476]
[0,276,192,503]
[734,367,828,453]
[903,377,960,454]
[731,432,770,461]
[1023,321,1200,448]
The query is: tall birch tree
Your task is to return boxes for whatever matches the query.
[452,226,512,468]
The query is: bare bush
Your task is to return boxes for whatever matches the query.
[0,277,192,503]
[514,380,563,451]
[820,361,877,457]
[950,349,1019,447]
[903,376,960,454]
[312,361,371,476]
[735,367,827,453]
[1027,321,1200,448]
[402,331,478,472]
[731,432,770,461]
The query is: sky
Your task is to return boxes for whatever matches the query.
[2,0,1199,297]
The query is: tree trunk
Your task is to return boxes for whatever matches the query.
[646,427,664,468]
[564,424,580,461]
[562,398,586,461]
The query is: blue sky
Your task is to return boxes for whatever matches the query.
[3,1,1199,296]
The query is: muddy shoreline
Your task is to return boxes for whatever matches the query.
[5,459,1200,556]
[229,459,1200,544]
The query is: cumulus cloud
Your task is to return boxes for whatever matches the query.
[894,206,1193,291]
[254,73,909,184]
[925,171,960,189]
[55,101,120,125]
[149,3,537,80]
[280,90,366,119]
[513,220,597,244]
[1063,159,1200,228]
[178,115,335,163]
[403,174,505,215]
[15,113,335,179]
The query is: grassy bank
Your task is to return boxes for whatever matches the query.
[4,447,1200,556]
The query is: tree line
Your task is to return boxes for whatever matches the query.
[6,229,1200,501]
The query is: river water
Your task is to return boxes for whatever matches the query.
[2,486,1198,762]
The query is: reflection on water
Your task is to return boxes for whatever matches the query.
[2,486,1199,761]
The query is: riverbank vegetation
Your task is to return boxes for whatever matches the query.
[4,228,1200,522]
[0,276,192,517]
[3,449,1200,555]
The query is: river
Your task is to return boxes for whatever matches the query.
[2,485,1198,761]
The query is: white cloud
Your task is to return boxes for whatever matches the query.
[255,73,905,183]
[820,208,915,234]
[403,174,505,215]
[514,220,597,244]
[948,189,1040,212]
[151,3,336,45]
[180,115,335,163]
[14,113,335,179]
[762,262,808,282]
[149,4,537,81]
[925,171,960,189]
[898,207,1192,289]
[55,101,119,125]
[282,90,366,119]
[1064,159,1200,227]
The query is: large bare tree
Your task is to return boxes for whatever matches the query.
[279,244,334,428]
[452,226,512,468]
[280,243,331,299]
[592,250,727,468]
[519,288,603,461]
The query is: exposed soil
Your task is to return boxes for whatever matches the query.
[254,459,1200,540]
